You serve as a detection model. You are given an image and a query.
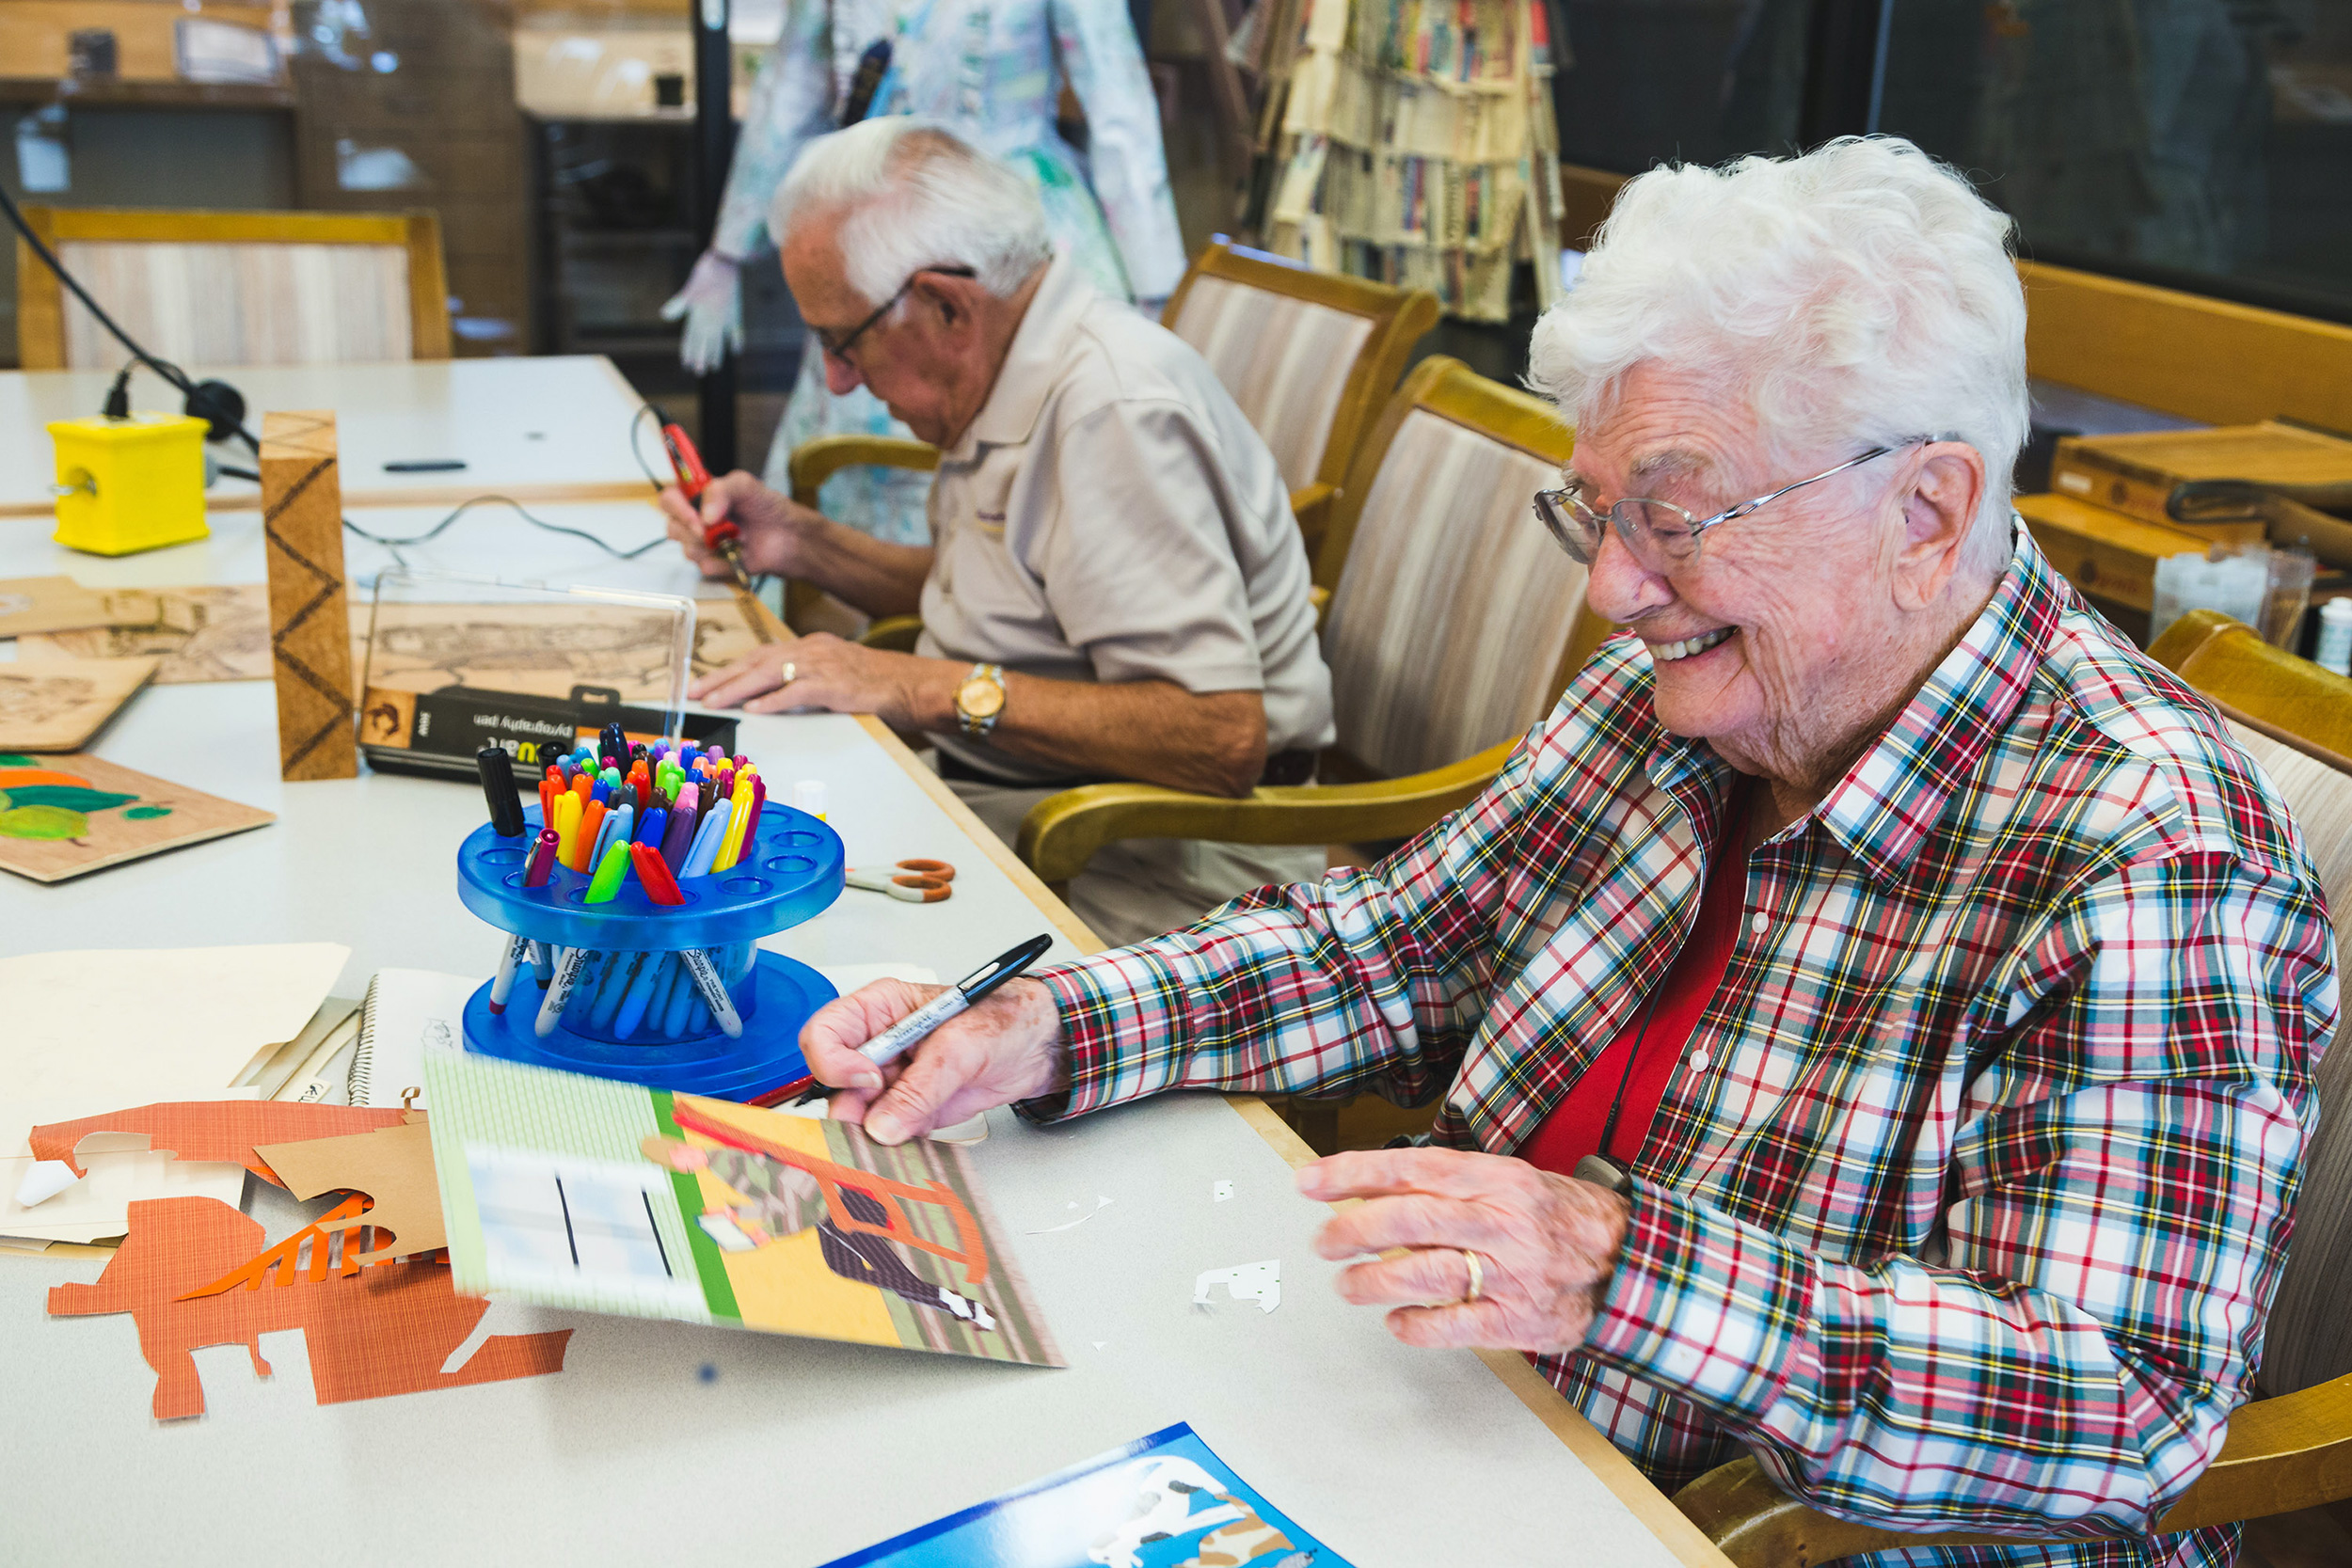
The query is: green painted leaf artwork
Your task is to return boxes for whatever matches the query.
[0,762,165,842]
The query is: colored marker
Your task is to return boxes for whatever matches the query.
[587,950,639,1031]
[534,947,591,1037]
[632,842,685,905]
[552,791,583,868]
[476,746,525,836]
[586,840,632,902]
[681,799,732,879]
[613,952,668,1037]
[660,786,699,870]
[575,800,607,870]
[488,932,531,1013]
[677,947,744,1038]
[523,827,560,888]
[659,958,698,1036]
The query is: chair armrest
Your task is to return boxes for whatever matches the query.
[1671,1370,2352,1566]
[1291,481,1340,558]
[786,435,941,508]
[1014,739,1513,884]
[861,614,924,653]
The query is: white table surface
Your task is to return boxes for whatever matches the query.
[0,356,660,516]
[0,441,1714,1567]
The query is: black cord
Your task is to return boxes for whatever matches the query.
[629,404,672,492]
[0,182,261,451]
[341,495,669,567]
[218,464,260,483]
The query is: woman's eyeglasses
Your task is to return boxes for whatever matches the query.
[1532,438,1927,568]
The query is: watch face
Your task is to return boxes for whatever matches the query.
[957,675,1005,719]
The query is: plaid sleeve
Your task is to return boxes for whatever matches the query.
[1023,727,1562,1120]
[1579,849,2334,1536]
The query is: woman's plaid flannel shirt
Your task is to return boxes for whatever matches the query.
[1028,536,2336,1567]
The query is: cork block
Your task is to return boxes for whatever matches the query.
[260,410,358,781]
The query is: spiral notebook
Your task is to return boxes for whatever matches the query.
[349,969,481,1110]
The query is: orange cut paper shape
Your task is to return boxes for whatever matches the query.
[28,1101,408,1181]
[48,1195,570,1420]
[254,1118,445,1265]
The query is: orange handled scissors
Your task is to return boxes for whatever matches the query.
[845,859,955,904]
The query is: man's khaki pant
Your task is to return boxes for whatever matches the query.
[939,770,1328,948]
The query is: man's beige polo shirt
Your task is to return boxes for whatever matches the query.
[916,253,1334,784]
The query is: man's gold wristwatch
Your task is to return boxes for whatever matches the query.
[953,662,1007,737]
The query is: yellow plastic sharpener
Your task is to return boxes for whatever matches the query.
[47,412,211,557]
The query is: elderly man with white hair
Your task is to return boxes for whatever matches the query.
[794,137,2335,1566]
[664,118,1331,945]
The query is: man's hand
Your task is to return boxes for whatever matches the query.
[1299,1148,1629,1354]
[659,470,818,580]
[688,631,961,726]
[800,977,1069,1144]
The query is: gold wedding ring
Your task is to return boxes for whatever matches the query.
[1459,1247,1485,1306]
[779,660,799,685]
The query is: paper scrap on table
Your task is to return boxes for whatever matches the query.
[15,1160,79,1208]
[1026,1196,1113,1234]
[0,1147,246,1244]
[1194,1259,1280,1313]
[48,1194,572,1419]
[0,943,350,1099]
[1213,1180,1233,1202]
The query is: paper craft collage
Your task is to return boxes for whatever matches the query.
[426,1051,1061,1367]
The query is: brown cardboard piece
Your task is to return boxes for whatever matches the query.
[0,656,161,752]
[253,1119,444,1265]
[260,410,358,780]
[0,753,274,883]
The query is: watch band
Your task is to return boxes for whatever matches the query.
[956,662,1006,737]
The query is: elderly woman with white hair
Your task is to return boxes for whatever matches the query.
[797,135,2335,1565]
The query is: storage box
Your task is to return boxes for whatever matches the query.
[2051,421,2352,558]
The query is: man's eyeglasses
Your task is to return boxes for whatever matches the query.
[815,264,978,365]
[1531,438,1928,568]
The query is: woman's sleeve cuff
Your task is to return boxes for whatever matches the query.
[1579,1178,1815,1430]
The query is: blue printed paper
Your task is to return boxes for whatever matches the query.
[821,1422,1349,1567]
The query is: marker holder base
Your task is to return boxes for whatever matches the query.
[455,800,847,1098]
[461,951,832,1100]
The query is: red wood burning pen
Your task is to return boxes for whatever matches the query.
[660,422,754,592]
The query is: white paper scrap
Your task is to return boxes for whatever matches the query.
[1212,1180,1233,1202]
[14,1160,80,1208]
[1025,1196,1113,1235]
[1194,1259,1280,1313]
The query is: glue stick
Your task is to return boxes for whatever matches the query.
[792,781,827,820]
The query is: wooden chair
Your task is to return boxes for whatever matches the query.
[1160,237,1438,575]
[786,238,1438,604]
[2145,608,2352,758]
[1015,353,1609,890]
[15,206,452,370]
[1674,625,2352,1563]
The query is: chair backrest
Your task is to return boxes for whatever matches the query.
[2148,609,2352,759]
[1163,238,1438,499]
[2207,709,2352,1398]
[16,207,453,370]
[1315,355,1598,781]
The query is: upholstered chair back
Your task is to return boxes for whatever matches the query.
[1316,355,1597,781]
[18,207,452,369]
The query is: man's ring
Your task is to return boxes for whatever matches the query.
[779,661,799,685]
[1459,1248,1485,1306]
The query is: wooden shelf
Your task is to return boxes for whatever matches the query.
[0,75,294,110]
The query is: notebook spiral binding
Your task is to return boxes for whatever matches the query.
[348,972,384,1106]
